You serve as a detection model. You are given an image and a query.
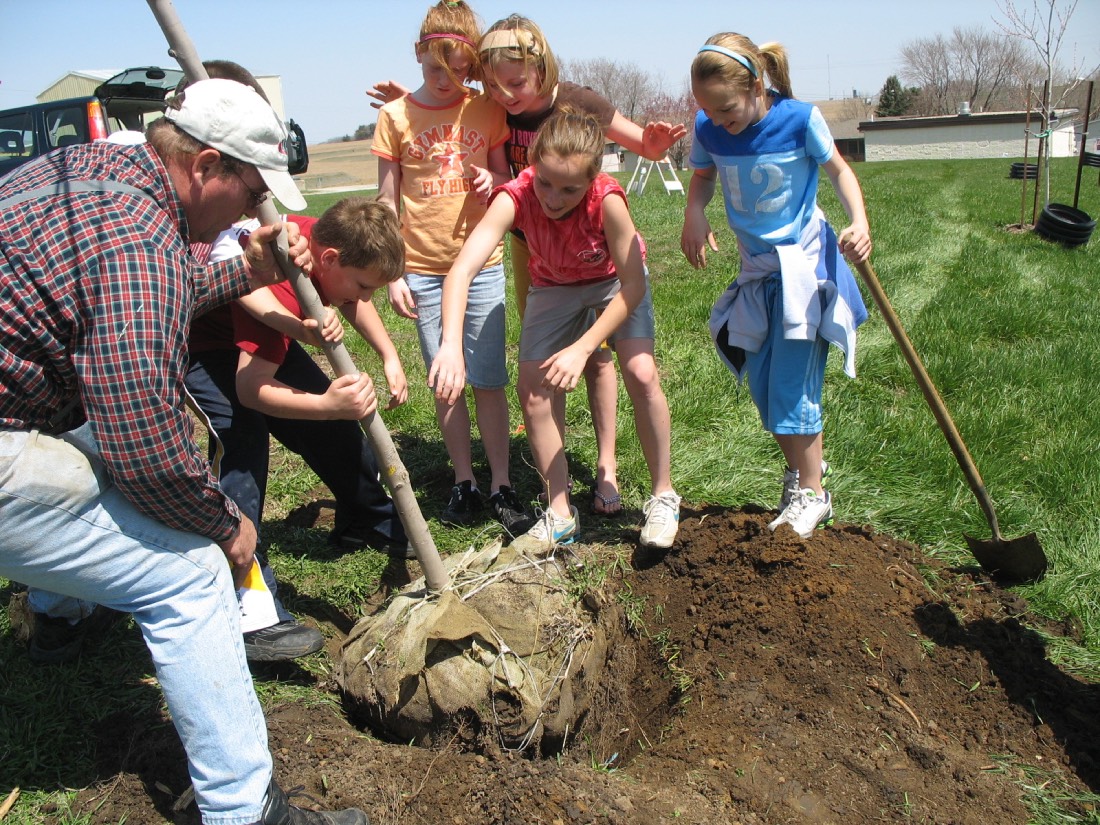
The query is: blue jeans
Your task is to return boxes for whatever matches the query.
[406,263,508,389]
[0,426,271,824]
[31,342,406,624]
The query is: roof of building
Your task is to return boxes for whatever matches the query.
[859,108,1078,132]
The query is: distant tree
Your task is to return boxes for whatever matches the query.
[876,76,918,116]
[641,87,697,169]
[952,26,1033,111]
[839,96,877,123]
[900,26,1032,115]
[901,33,953,115]
[353,123,376,142]
[560,57,656,123]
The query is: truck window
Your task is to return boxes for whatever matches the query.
[45,104,90,149]
[0,112,35,160]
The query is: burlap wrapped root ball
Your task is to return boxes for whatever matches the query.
[336,539,626,754]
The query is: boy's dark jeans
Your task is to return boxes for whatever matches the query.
[186,342,404,620]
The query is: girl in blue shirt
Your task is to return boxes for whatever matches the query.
[681,31,872,539]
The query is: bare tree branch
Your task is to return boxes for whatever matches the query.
[560,58,657,122]
[995,0,1096,203]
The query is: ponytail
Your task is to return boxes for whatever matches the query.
[692,32,795,100]
[759,42,793,99]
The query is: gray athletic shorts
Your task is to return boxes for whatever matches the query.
[519,271,655,362]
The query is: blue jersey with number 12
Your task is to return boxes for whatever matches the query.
[690,93,835,256]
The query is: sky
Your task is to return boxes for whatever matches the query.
[1,0,1098,142]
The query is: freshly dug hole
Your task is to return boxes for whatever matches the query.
[336,539,629,755]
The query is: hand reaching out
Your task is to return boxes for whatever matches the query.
[641,121,688,160]
[366,80,410,110]
[469,164,495,203]
[382,359,408,409]
[540,344,588,393]
[428,343,466,406]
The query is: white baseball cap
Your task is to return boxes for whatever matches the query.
[165,78,306,211]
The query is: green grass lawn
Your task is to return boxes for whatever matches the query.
[315,155,1100,648]
[1,154,1097,822]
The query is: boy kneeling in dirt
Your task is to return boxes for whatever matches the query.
[232,197,412,556]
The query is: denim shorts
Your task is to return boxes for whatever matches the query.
[744,277,828,436]
[406,263,507,389]
[519,271,655,362]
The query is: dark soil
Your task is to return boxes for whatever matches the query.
[71,505,1100,825]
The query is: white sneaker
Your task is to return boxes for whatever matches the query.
[778,467,800,512]
[778,460,832,511]
[768,488,833,538]
[641,491,681,548]
[510,505,578,556]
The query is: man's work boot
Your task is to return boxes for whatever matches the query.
[243,620,324,663]
[8,592,122,664]
[261,780,369,825]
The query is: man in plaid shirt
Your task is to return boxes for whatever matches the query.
[0,79,368,825]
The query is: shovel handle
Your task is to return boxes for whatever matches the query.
[853,258,1003,540]
[144,0,450,590]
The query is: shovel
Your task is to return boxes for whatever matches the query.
[853,258,1047,582]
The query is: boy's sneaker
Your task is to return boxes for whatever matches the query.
[441,480,485,527]
[510,506,579,556]
[641,491,681,548]
[768,488,833,539]
[778,460,832,511]
[489,485,534,536]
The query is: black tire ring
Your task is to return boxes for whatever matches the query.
[1034,203,1096,247]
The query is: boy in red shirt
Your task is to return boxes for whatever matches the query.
[232,197,411,555]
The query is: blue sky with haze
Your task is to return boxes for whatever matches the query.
[1,0,1097,141]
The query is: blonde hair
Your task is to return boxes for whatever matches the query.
[691,32,793,100]
[478,15,558,98]
[529,107,604,181]
[313,197,405,281]
[416,0,483,85]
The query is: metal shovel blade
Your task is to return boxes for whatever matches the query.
[965,531,1047,583]
[853,258,1048,583]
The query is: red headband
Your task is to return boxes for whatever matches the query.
[420,33,475,48]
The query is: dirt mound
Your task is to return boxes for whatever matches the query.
[74,506,1100,824]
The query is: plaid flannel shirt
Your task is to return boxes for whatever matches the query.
[0,142,247,541]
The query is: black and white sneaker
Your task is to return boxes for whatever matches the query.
[441,480,485,526]
[489,485,535,536]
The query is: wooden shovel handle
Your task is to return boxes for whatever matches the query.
[853,258,1003,540]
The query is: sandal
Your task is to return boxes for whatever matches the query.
[592,488,622,516]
